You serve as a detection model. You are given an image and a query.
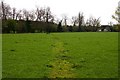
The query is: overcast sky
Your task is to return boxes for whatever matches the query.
[2,0,120,25]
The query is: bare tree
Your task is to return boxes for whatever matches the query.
[35,7,45,21]
[29,10,35,21]
[50,15,54,23]
[5,5,12,19]
[45,7,50,23]
[12,8,16,20]
[1,1,5,19]
[16,10,22,20]
[86,16,100,31]
[45,7,54,23]
[62,14,68,26]
[71,16,77,26]
[87,16,100,26]
[1,1,12,20]
[78,12,84,31]
[22,9,29,20]
[112,6,120,23]
[0,2,2,19]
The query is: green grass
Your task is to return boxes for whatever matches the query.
[2,32,118,78]
[0,34,2,79]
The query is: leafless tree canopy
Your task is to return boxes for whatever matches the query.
[112,7,120,23]
[62,14,68,26]
[78,12,84,27]
[86,16,100,27]
[1,1,11,19]
[0,1,55,22]
[71,16,78,26]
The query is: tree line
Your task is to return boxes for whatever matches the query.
[0,1,120,33]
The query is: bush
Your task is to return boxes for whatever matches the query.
[6,19,16,33]
[113,24,120,32]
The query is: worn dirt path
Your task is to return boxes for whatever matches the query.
[48,35,76,78]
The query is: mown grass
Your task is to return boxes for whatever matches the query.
[2,32,118,78]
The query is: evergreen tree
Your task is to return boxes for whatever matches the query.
[57,20,63,32]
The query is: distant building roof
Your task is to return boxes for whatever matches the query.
[101,25,112,27]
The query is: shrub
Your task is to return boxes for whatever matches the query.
[113,24,120,32]
[6,19,16,33]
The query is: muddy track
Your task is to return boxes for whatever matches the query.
[47,35,76,78]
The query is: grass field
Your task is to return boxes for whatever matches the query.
[2,32,118,78]
[0,34,2,79]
